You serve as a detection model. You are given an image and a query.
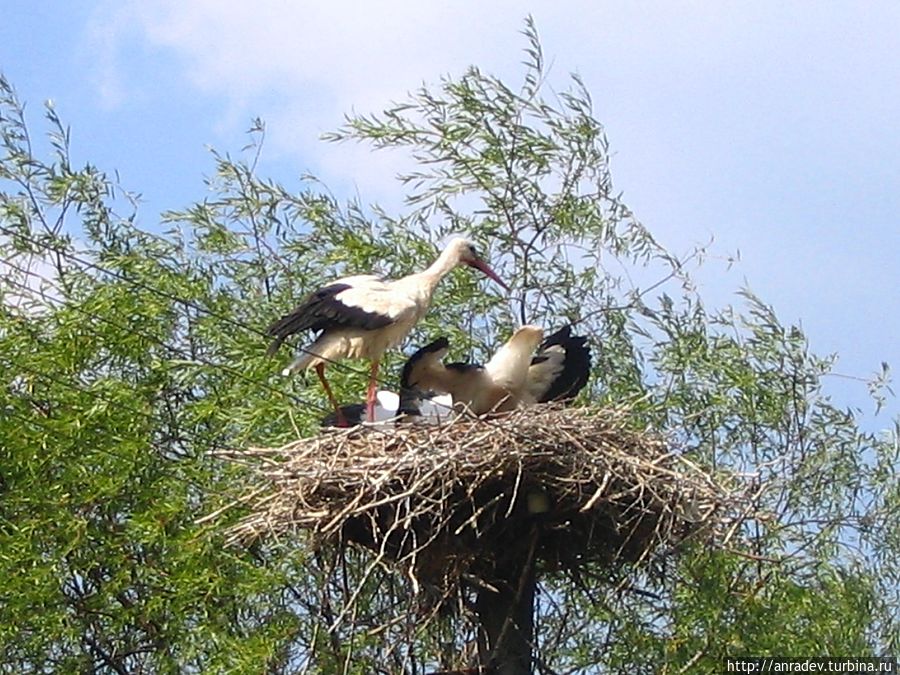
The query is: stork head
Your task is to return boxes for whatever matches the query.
[446,238,509,291]
[482,324,545,392]
[505,325,545,369]
[509,325,545,350]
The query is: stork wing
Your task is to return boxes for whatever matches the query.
[401,338,491,413]
[333,281,419,325]
[266,276,415,354]
[400,337,450,390]
[526,326,592,403]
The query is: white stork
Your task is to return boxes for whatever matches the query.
[400,325,591,415]
[266,238,507,426]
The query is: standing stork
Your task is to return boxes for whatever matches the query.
[266,238,507,425]
[401,325,591,415]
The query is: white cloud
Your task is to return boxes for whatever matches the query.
[91,2,900,206]
[87,1,544,199]
[84,1,900,387]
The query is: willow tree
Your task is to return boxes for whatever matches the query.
[1,21,897,674]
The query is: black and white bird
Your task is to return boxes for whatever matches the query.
[266,238,507,426]
[401,325,591,415]
[319,390,454,428]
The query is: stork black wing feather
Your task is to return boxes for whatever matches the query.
[266,282,393,355]
[536,326,592,403]
[400,337,450,388]
[320,403,366,428]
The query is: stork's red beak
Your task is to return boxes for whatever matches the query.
[469,258,509,291]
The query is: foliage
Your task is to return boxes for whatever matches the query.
[1,20,898,674]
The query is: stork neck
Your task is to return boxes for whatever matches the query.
[417,246,460,293]
[485,334,541,388]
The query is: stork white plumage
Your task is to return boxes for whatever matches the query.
[266,238,507,426]
[401,325,591,415]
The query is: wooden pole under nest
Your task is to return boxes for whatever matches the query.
[475,526,539,675]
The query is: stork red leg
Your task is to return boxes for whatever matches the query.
[315,363,347,428]
[365,359,380,423]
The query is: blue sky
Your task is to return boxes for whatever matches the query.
[2,1,898,423]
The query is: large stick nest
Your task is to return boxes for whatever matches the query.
[215,404,742,607]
